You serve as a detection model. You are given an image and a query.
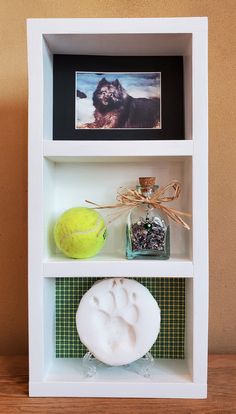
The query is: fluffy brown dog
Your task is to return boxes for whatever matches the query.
[84,77,160,129]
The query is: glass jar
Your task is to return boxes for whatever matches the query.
[126,177,170,260]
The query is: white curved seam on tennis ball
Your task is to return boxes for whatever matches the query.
[58,218,106,244]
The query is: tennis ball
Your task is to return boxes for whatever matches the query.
[54,207,107,259]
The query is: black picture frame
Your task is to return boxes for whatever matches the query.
[53,55,184,140]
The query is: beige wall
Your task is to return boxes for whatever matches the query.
[0,0,235,355]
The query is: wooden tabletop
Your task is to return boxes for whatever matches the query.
[0,355,235,413]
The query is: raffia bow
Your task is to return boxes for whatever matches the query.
[86,180,191,230]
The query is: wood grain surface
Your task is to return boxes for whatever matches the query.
[0,355,235,413]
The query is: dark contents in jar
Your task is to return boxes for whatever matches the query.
[130,220,166,251]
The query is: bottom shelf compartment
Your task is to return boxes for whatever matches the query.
[55,277,185,360]
[31,356,206,398]
[33,277,205,398]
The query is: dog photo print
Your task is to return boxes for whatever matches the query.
[75,72,161,129]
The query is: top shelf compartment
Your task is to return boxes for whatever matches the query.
[27,18,205,142]
[36,16,206,55]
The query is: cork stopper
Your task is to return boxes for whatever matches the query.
[139,177,156,188]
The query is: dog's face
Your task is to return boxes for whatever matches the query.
[93,78,127,110]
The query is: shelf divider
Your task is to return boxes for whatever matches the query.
[43,254,193,278]
[43,140,193,161]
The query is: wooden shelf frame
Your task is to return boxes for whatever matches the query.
[27,17,208,398]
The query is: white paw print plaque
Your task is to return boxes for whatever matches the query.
[76,278,161,366]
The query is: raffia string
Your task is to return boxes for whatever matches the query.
[85,180,191,230]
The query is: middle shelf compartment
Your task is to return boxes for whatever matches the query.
[43,154,192,277]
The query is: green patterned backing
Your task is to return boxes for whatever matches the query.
[55,278,185,359]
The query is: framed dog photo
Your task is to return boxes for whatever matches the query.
[53,55,184,140]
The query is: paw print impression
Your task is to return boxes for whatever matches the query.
[76,277,161,366]
[91,279,139,353]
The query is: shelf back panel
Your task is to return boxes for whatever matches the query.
[55,277,185,359]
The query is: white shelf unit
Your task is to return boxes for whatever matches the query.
[27,17,208,398]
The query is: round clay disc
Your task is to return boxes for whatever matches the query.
[76,278,161,366]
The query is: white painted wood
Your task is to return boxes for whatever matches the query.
[43,279,55,374]
[45,358,191,382]
[29,381,207,398]
[44,33,192,56]
[44,140,193,158]
[43,159,55,258]
[30,359,207,398]
[43,40,53,140]
[183,53,192,140]
[27,19,45,382]
[43,254,194,278]
[27,17,207,35]
[191,29,209,384]
[185,279,194,378]
[28,17,208,398]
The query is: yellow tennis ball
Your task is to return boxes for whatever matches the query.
[54,207,107,259]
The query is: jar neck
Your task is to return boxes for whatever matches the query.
[136,184,159,198]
